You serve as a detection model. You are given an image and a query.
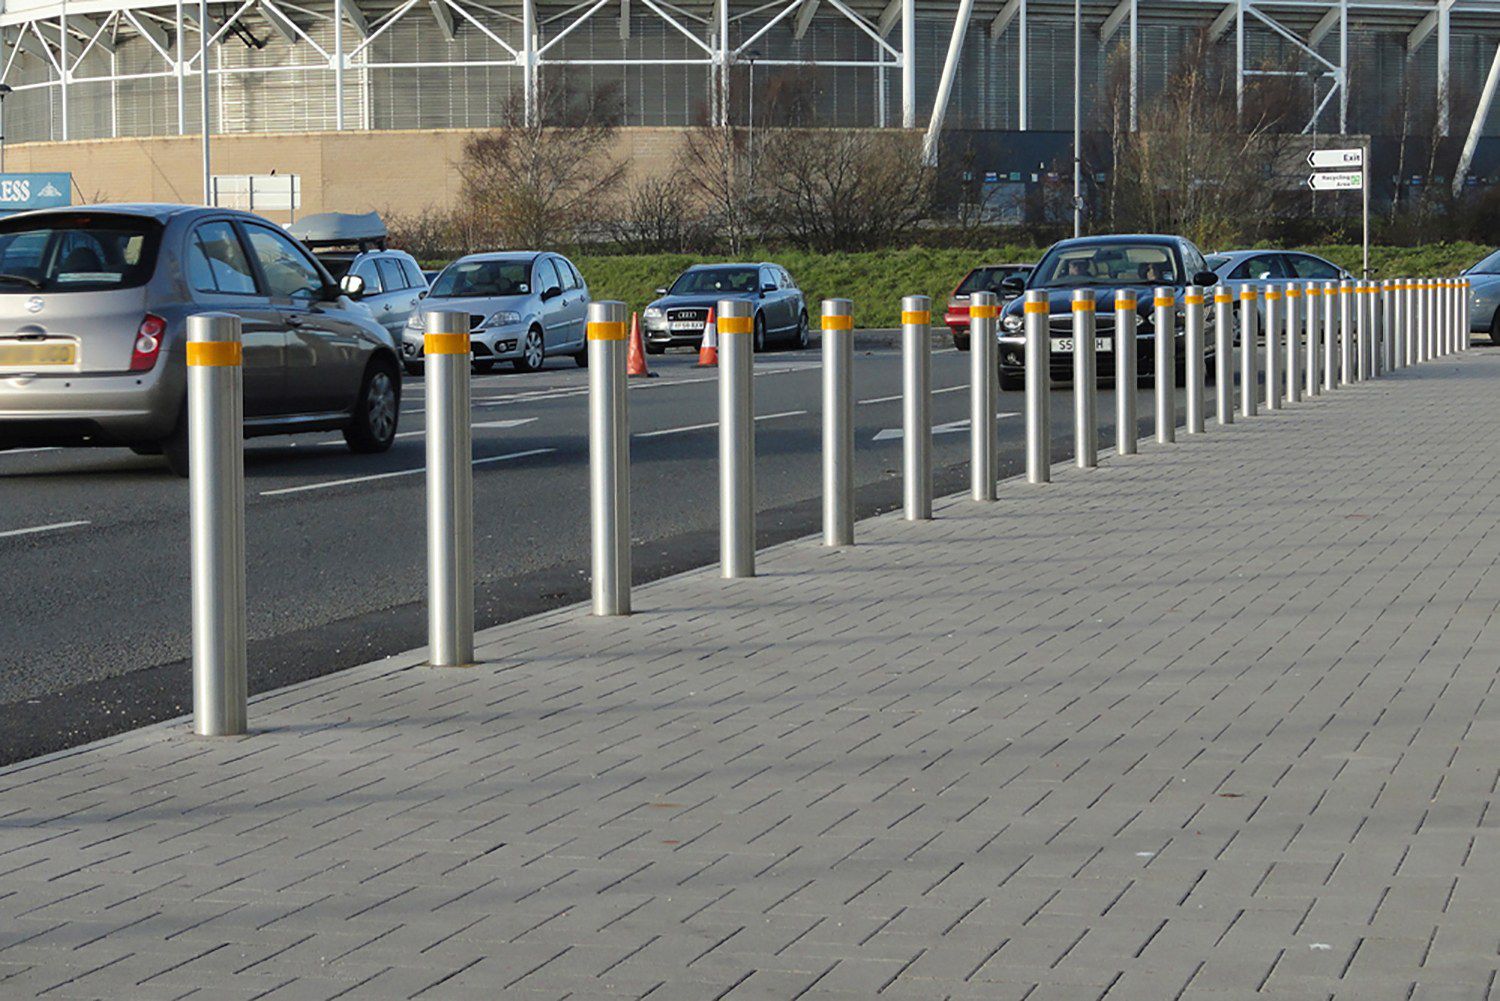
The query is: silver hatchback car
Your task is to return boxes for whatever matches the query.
[0,204,402,474]
[402,251,589,373]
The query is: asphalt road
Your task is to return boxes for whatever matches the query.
[0,338,1179,764]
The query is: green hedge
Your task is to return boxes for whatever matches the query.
[444,243,1492,330]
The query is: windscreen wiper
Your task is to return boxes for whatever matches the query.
[0,273,42,289]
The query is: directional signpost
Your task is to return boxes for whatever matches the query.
[1307,147,1368,277]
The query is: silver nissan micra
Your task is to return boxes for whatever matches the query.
[0,204,402,475]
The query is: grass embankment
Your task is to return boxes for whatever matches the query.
[545,242,1492,330]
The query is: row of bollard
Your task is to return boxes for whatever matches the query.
[183,276,1472,736]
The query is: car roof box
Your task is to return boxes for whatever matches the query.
[288,211,387,251]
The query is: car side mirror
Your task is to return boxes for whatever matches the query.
[338,273,365,300]
[655,287,668,296]
[541,286,561,301]
[1192,270,1218,287]
[1000,275,1026,294]
[761,283,777,294]
[417,289,428,299]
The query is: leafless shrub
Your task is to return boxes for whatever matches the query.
[606,175,704,254]
[675,124,754,256]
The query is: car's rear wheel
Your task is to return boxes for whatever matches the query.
[162,410,190,478]
[514,328,545,372]
[344,359,400,454]
[953,332,970,351]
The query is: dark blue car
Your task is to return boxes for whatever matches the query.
[642,262,809,354]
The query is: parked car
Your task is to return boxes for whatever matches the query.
[945,263,1031,350]
[995,234,1219,392]
[289,212,428,342]
[1461,248,1500,342]
[0,204,402,475]
[402,251,589,374]
[1205,249,1350,290]
[642,263,808,353]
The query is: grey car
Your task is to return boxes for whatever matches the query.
[402,252,589,374]
[0,204,402,475]
[289,212,428,342]
[642,263,809,354]
[1462,249,1500,342]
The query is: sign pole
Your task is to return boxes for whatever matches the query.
[1362,141,1370,279]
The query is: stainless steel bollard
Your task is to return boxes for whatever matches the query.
[970,291,999,500]
[822,298,854,547]
[1404,278,1417,366]
[901,296,932,521]
[1214,286,1233,424]
[424,307,475,667]
[188,312,247,737]
[1424,278,1436,361]
[1305,283,1321,396]
[1024,289,1051,482]
[1446,279,1456,355]
[1350,280,1362,387]
[1323,281,1338,391]
[719,298,755,577]
[1389,280,1403,371]
[1381,279,1395,374]
[1115,291,1139,453]
[1240,285,1259,417]
[1184,285,1205,434]
[1264,285,1281,411]
[587,301,630,616]
[1463,278,1472,350]
[1284,284,1301,403]
[1073,289,1098,466]
[1356,283,1372,381]
[1154,287,1175,442]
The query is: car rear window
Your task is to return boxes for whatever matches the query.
[0,212,162,292]
[956,267,1018,295]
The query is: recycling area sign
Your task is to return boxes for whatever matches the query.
[0,173,72,215]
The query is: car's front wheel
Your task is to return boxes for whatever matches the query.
[796,311,810,350]
[999,370,1024,392]
[344,359,400,454]
[574,350,588,368]
[953,332,971,351]
[403,360,423,377]
[1490,306,1500,345]
[514,328,545,372]
[753,313,767,353]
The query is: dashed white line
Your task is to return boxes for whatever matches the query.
[0,519,90,539]
[259,448,555,497]
[858,384,968,405]
[634,409,808,440]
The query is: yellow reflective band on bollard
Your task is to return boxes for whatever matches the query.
[1308,287,1321,296]
[901,310,930,325]
[719,315,754,334]
[821,314,853,330]
[1285,288,1301,298]
[1020,302,1046,315]
[1116,298,1137,309]
[1265,290,1281,300]
[1154,296,1174,307]
[1072,300,1096,311]
[1214,293,1232,303]
[1240,290,1257,301]
[424,333,470,355]
[186,341,242,367]
[1184,294,1204,306]
[974,304,1002,318]
[587,321,626,341]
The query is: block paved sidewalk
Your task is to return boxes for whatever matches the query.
[4,351,1500,1001]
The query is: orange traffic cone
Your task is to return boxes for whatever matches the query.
[626,311,656,378]
[697,307,719,367]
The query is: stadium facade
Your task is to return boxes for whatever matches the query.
[1,0,1498,213]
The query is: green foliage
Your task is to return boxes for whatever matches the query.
[426,242,1494,329]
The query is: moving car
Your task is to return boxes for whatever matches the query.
[402,251,589,374]
[642,263,808,353]
[1462,249,1500,343]
[1205,249,1349,289]
[0,204,402,475]
[996,234,1219,392]
[945,263,1032,350]
[289,212,428,341]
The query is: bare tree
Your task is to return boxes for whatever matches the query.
[606,175,704,254]
[676,124,754,256]
[456,85,626,249]
[752,129,932,252]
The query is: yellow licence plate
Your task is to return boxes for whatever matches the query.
[0,342,77,367]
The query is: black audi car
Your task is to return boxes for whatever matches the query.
[641,262,809,354]
[995,234,1220,391]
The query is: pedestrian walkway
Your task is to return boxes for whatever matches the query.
[3,351,1499,1001]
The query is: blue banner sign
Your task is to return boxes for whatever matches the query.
[0,173,72,213]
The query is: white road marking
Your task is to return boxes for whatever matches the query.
[0,446,62,457]
[858,384,968,405]
[259,448,555,497]
[392,417,538,439]
[871,413,1018,442]
[635,409,808,440]
[0,519,90,539]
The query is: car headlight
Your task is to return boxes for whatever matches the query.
[644,307,664,320]
[1001,314,1023,332]
[485,311,522,328]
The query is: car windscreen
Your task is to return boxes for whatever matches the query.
[1030,243,1179,288]
[1204,255,1230,271]
[956,267,1021,295]
[1468,249,1500,275]
[430,259,531,298]
[316,254,356,280]
[669,267,758,295]
[0,213,162,292]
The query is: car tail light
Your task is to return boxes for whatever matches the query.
[130,314,167,372]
